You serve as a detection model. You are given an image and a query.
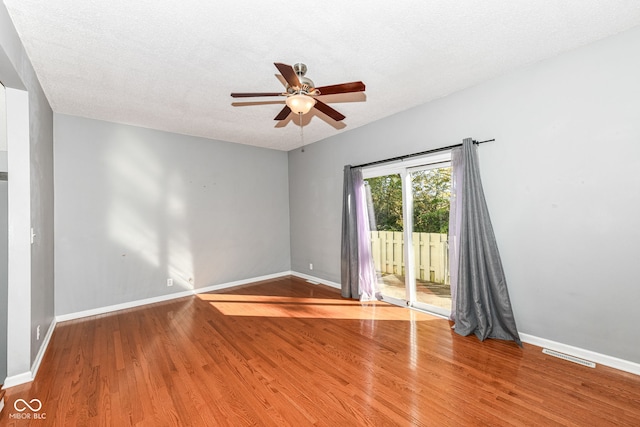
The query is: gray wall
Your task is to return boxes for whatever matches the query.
[54,114,291,315]
[28,64,55,364]
[289,26,640,363]
[0,179,6,383]
[1,2,55,374]
[0,83,7,383]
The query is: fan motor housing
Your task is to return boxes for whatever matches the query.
[287,63,314,94]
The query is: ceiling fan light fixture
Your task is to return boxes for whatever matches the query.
[286,93,316,115]
[231,62,365,122]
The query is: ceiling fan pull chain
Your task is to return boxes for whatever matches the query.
[299,112,305,152]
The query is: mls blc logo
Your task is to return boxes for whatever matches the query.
[10,398,47,420]
[14,398,42,412]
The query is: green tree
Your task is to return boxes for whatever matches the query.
[412,168,451,233]
[365,168,451,233]
[365,174,403,231]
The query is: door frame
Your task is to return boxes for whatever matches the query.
[362,152,452,316]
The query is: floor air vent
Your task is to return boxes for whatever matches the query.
[542,348,596,368]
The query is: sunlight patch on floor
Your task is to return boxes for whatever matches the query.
[197,294,441,321]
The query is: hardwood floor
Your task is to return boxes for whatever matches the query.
[2,276,639,426]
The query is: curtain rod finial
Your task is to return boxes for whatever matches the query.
[474,138,496,145]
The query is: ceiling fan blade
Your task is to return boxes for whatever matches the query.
[274,63,301,88]
[230,92,283,98]
[315,81,366,95]
[274,105,292,121]
[314,100,346,121]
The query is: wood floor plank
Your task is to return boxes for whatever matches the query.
[2,276,639,426]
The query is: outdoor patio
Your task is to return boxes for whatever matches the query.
[378,273,451,310]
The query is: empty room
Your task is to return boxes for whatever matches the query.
[1,1,640,426]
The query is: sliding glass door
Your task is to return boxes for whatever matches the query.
[364,153,452,316]
[365,172,407,305]
[409,165,452,315]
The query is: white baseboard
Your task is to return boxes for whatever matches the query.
[2,319,56,389]
[520,333,640,376]
[290,271,341,289]
[56,271,293,323]
[31,318,57,380]
[3,371,33,389]
[195,271,292,294]
[56,289,195,323]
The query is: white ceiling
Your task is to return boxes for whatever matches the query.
[4,1,640,151]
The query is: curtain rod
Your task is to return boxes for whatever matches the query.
[352,139,495,169]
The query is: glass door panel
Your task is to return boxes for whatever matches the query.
[410,166,452,313]
[364,174,406,304]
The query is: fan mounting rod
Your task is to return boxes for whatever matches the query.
[293,63,307,76]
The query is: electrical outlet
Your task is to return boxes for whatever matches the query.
[36,325,41,340]
[167,278,173,287]
[309,263,313,270]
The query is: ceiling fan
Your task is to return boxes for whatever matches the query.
[231,62,366,122]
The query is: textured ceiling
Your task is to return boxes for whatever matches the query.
[4,1,640,151]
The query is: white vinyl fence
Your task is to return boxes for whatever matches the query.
[370,231,449,284]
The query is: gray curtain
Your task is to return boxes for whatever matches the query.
[452,138,522,346]
[341,165,359,298]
